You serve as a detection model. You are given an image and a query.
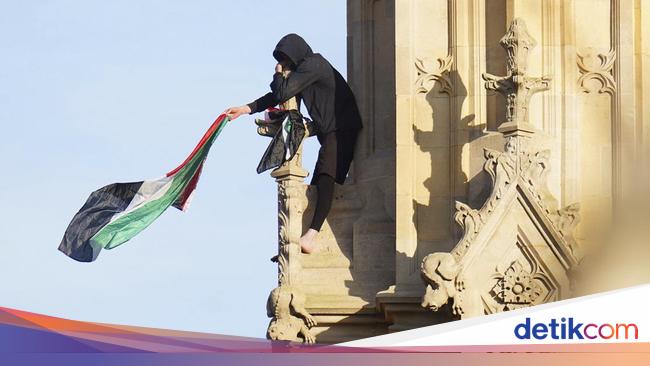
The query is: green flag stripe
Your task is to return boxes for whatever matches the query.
[89,119,228,250]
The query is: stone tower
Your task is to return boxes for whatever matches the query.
[262,0,650,344]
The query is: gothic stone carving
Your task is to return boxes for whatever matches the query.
[491,260,544,306]
[266,285,317,343]
[420,253,464,315]
[415,55,453,94]
[484,240,558,313]
[467,141,581,258]
[259,85,316,342]
[276,181,306,286]
[481,18,551,133]
[420,18,582,318]
[452,201,484,261]
[577,47,616,94]
[421,137,581,317]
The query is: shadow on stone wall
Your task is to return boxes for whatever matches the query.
[412,69,488,258]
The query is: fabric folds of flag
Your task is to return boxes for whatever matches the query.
[58,114,229,262]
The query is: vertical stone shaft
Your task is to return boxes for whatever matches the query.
[272,75,308,286]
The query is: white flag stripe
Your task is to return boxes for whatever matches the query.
[106,176,174,225]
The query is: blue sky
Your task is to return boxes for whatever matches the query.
[0,0,346,337]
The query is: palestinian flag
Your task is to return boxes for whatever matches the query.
[58,114,229,262]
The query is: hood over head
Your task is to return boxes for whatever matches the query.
[273,33,313,67]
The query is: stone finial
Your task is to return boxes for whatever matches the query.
[499,18,536,75]
[482,18,551,137]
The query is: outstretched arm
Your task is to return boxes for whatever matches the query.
[222,104,251,120]
[222,92,275,120]
[224,62,320,120]
[246,92,277,114]
[223,90,279,120]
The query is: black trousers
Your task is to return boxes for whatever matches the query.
[309,128,360,231]
[311,128,360,185]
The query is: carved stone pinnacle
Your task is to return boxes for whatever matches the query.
[482,18,551,137]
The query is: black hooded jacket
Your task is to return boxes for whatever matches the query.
[247,34,362,135]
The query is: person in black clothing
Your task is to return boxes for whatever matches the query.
[224,33,362,254]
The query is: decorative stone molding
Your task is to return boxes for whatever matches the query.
[452,201,484,260]
[489,259,547,309]
[414,55,453,94]
[577,47,616,94]
[276,182,307,286]
[451,140,582,261]
[491,260,544,305]
[420,18,582,319]
[483,238,559,313]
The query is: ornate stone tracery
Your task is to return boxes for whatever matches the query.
[414,55,453,94]
[491,260,544,306]
[485,246,557,313]
[577,47,616,94]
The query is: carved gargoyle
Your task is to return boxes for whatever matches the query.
[266,285,317,343]
[420,252,465,316]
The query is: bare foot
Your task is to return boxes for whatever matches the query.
[300,229,319,254]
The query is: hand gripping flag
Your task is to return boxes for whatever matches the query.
[58,114,229,262]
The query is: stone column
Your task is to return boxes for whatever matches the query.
[272,80,307,286]
[263,79,318,344]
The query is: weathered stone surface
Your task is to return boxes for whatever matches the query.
[261,1,650,343]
